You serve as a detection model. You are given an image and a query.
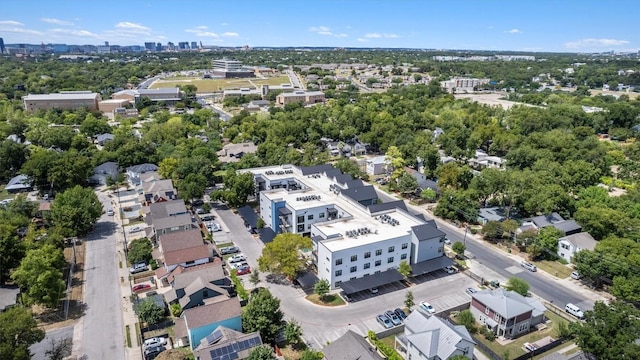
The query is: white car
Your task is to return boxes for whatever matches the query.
[229,262,249,270]
[444,266,456,274]
[143,337,167,349]
[228,254,246,263]
[128,226,143,234]
[206,222,221,232]
[571,271,581,280]
[420,301,436,314]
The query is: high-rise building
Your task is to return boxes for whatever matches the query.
[144,42,155,51]
[0,38,5,54]
[155,42,162,51]
[104,41,109,47]
[178,42,188,50]
[191,41,198,50]
[167,42,175,50]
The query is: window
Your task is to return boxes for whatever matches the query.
[319,213,325,218]
[518,322,529,332]
[485,307,490,315]
[375,260,381,267]
[401,253,407,260]
[388,246,395,253]
[438,247,443,253]
[350,277,356,280]
[335,281,342,287]
[561,243,569,250]
[335,270,342,277]
[375,249,382,256]
[364,251,371,259]
[494,313,500,322]
[297,224,304,232]
[364,263,370,269]
[401,243,408,249]
[351,255,357,262]
[335,258,343,266]
[308,214,314,220]
[439,237,444,243]
[350,266,357,273]
[297,215,304,223]
[387,257,394,263]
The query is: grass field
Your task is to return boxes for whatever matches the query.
[149,75,290,92]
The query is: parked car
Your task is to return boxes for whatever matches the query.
[143,337,167,349]
[340,291,353,302]
[369,287,379,295]
[228,254,246,263]
[128,226,143,234]
[207,222,222,232]
[444,266,456,274]
[571,271,581,280]
[520,261,537,272]
[220,246,239,255]
[107,209,114,216]
[195,208,205,215]
[230,262,249,270]
[376,314,393,329]
[444,236,451,245]
[236,266,251,275]
[565,303,585,319]
[394,308,407,320]
[384,310,402,326]
[420,301,436,314]
[201,215,215,222]
[132,283,151,292]
[466,287,478,295]
[524,342,539,352]
[129,262,148,274]
[144,345,165,360]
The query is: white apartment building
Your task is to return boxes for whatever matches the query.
[243,164,450,290]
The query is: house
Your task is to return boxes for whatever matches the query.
[173,277,230,310]
[322,330,384,360]
[5,174,32,193]
[365,156,387,176]
[404,167,438,194]
[395,311,475,359]
[94,133,114,146]
[139,179,177,205]
[181,298,242,349]
[433,127,444,139]
[470,288,546,339]
[469,150,506,170]
[477,207,509,225]
[216,142,258,163]
[194,326,263,360]
[162,260,229,296]
[88,161,119,185]
[153,229,211,272]
[557,232,597,263]
[0,285,20,312]
[139,171,163,184]
[126,163,159,186]
[518,213,582,236]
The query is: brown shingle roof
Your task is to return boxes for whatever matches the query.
[183,298,241,329]
[159,229,204,253]
[163,245,211,266]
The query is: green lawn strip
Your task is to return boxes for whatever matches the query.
[533,260,573,279]
[305,294,345,306]
[125,325,132,347]
[135,322,141,346]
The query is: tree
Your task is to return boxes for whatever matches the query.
[170,303,182,318]
[127,238,152,265]
[11,244,65,308]
[249,269,261,288]
[457,309,477,334]
[452,242,466,257]
[404,290,415,312]
[44,337,72,360]
[49,185,102,237]
[420,188,437,202]
[611,275,640,303]
[0,306,45,360]
[247,345,276,360]
[505,277,529,297]
[136,298,165,325]
[300,349,324,360]
[570,301,640,360]
[0,224,25,285]
[398,260,412,278]
[242,288,284,345]
[397,173,418,194]
[258,233,312,279]
[384,146,405,190]
[218,170,255,207]
[0,140,29,183]
[314,279,330,301]
[177,173,207,202]
[333,158,366,179]
[283,318,303,348]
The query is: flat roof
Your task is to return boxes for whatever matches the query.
[23,92,99,100]
[340,268,403,294]
[99,99,129,104]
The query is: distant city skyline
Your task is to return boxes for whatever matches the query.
[0,0,638,53]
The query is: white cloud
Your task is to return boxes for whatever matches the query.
[565,38,630,49]
[357,38,368,42]
[506,28,521,34]
[309,26,347,38]
[196,25,208,29]
[186,28,219,37]
[335,33,348,38]
[222,32,239,37]
[0,26,42,35]
[115,22,150,31]
[384,33,399,38]
[41,18,74,26]
[50,28,97,37]
[365,33,381,38]
[0,20,24,26]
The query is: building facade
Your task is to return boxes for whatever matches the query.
[23,91,102,112]
[275,91,325,106]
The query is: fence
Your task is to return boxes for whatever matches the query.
[375,324,405,339]
[544,301,578,322]
[471,335,504,360]
[141,320,174,334]
[512,338,564,360]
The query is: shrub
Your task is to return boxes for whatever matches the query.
[482,327,496,341]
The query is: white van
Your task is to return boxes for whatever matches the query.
[107,208,114,216]
[565,303,584,319]
[520,261,537,272]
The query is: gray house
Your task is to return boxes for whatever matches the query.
[322,330,384,360]
[88,161,119,185]
[126,163,158,186]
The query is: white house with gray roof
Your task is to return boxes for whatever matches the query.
[557,232,597,263]
[322,330,384,360]
[395,311,475,359]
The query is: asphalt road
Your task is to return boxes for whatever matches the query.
[77,193,125,359]
[375,188,596,310]
[29,326,74,360]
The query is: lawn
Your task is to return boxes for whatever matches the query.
[0,185,14,200]
[305,293,346,306]
[471,310,570,359]
[378,335,397,349]
[149,75,290,92]
[533,260,573,279]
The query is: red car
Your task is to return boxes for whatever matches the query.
[132,284,151,292]
[236,266,251,275]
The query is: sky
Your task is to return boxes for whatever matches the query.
[0,0,638,53]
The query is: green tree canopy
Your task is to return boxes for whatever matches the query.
[0,306,45,360]
[505,277,530,297]
[313,279,330,301]
[242,288,284,345]
[11,244,65,308]
[49,185,102,237]
[258,233,312,278]
[247,345,276,360]
[136,298,165,325]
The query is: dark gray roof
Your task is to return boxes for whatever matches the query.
[478,207,508,222]
[527,212,564,228]
[148,200,187,219]
[94,161,118,173]
[322,330,384,360]
[324,168,343,178]
[195,326,263,360]
[340,269,403,294]
[341,185,378,203]
[0,286,20,311]
[368,200,408,214]
[126,163,158,174]
[417,178,438,191]
[553,220,582,234]
[334,174,354,185]
[411,223,445,241]
[411,256,454,276]
[344,179,364,189]
[5,175,31,190]
[298,164,334,175]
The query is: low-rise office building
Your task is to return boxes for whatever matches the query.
[243,164,450,290]
[23,91,102,112]
[275,91,325,106]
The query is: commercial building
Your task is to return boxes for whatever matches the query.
[243,164,451,290]
[98,98,130,113]
[111,88,183,104]
[212,59,254,78]
[440,78,490,93]
[22,91,102,112]
[275,91,325,106]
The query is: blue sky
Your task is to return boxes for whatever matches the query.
[1,0,637,52]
